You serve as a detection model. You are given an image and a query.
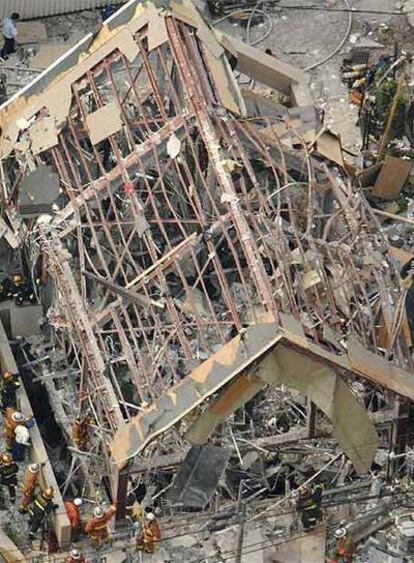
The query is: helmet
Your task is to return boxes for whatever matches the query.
[11,412,25,423]
[29,463,40,474]
[146,512,155,521]
[0,453,12,465]
[334,527,347,539]
[299,484,310,496]
[13,274,23,285]
[2,371,13,381]
[94,506,104,518]
[42,487,54,500]
[73,498,83,507]
[70,549,81,560]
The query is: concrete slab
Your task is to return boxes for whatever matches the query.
[270,526,326,563]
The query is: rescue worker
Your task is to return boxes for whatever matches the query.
[326,527,356,563]
[296,483,324,531]
[28,487,58,540]
[65,548,87,563]
[0,371,20,413]
[19,463,41,513]
[0,452,18,504]
[3,407,32,451]
[136,511,161,554]
[64,497,83,540]
[84,504,116,549]
[13,423,30,462]
[71,415,91,451]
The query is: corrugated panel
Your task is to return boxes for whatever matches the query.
[0,0,125,20]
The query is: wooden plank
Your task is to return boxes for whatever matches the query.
[372,155,411,200]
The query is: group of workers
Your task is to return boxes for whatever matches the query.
[0,368,161,558]
[295,483,355,562]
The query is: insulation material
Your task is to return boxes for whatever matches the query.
[29,116,59,154]
[257,346,379,473]
[86,103,123,145]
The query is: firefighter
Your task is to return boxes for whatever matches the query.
[0,371,20,413]
[84,504,116,549]
[0,452,18,504]
[19,463,41,513]
[71,415,91,451]
[136,511,161,554]
[3,407,32,451]
[65,548,87,563]
[64,497,83,540]
[326,527,356,563]
[28,487,58,540]
[296,483,324,531]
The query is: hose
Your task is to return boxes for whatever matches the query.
[304,0,353,71]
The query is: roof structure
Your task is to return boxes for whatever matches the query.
[0,0,413,502]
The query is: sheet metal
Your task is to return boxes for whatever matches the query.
[0,0,125,20]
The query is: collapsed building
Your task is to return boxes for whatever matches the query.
[1,0,414,559]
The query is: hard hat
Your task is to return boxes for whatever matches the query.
[2,371,13,381]
[335,527,347,539]
[70,549,81,559]
[29,463,40,474]
[11,412,25,423]
[0,453,12,465]
[13,274,23,284]
[299,484,310,495]
[146,512,155,521]
[73,498,83,507]
[42,487,54,500]
[94,506,104,518]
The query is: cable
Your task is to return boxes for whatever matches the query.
[304,0,353,71]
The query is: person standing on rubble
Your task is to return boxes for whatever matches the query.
[84,504,116,549]
[65,548,88,563]
[0,452,18,504]
[326,527,356,563]
[71,414,92,451]
[0,13,20,62]
[19,463,41,513]
[3,407,33,451]
[64,497,83,540]
[27,487,59,540]
[296,483,324,531]
[136,511,161,554]
[0,371,20,413]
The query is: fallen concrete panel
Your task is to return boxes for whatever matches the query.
[257,345,378,473]
[110,323,282,467]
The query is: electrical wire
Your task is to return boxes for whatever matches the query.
[304,0,353,71]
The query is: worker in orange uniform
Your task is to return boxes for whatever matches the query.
[64,497,83,540]
[136,511,161,554]
[3,407,33,451]
[64,548,87,562]
[326,528,356,563]
[19,462,41,513]
[84,504,116,549]
[71,415,91,451]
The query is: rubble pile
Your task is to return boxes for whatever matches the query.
[1,0,414,561]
